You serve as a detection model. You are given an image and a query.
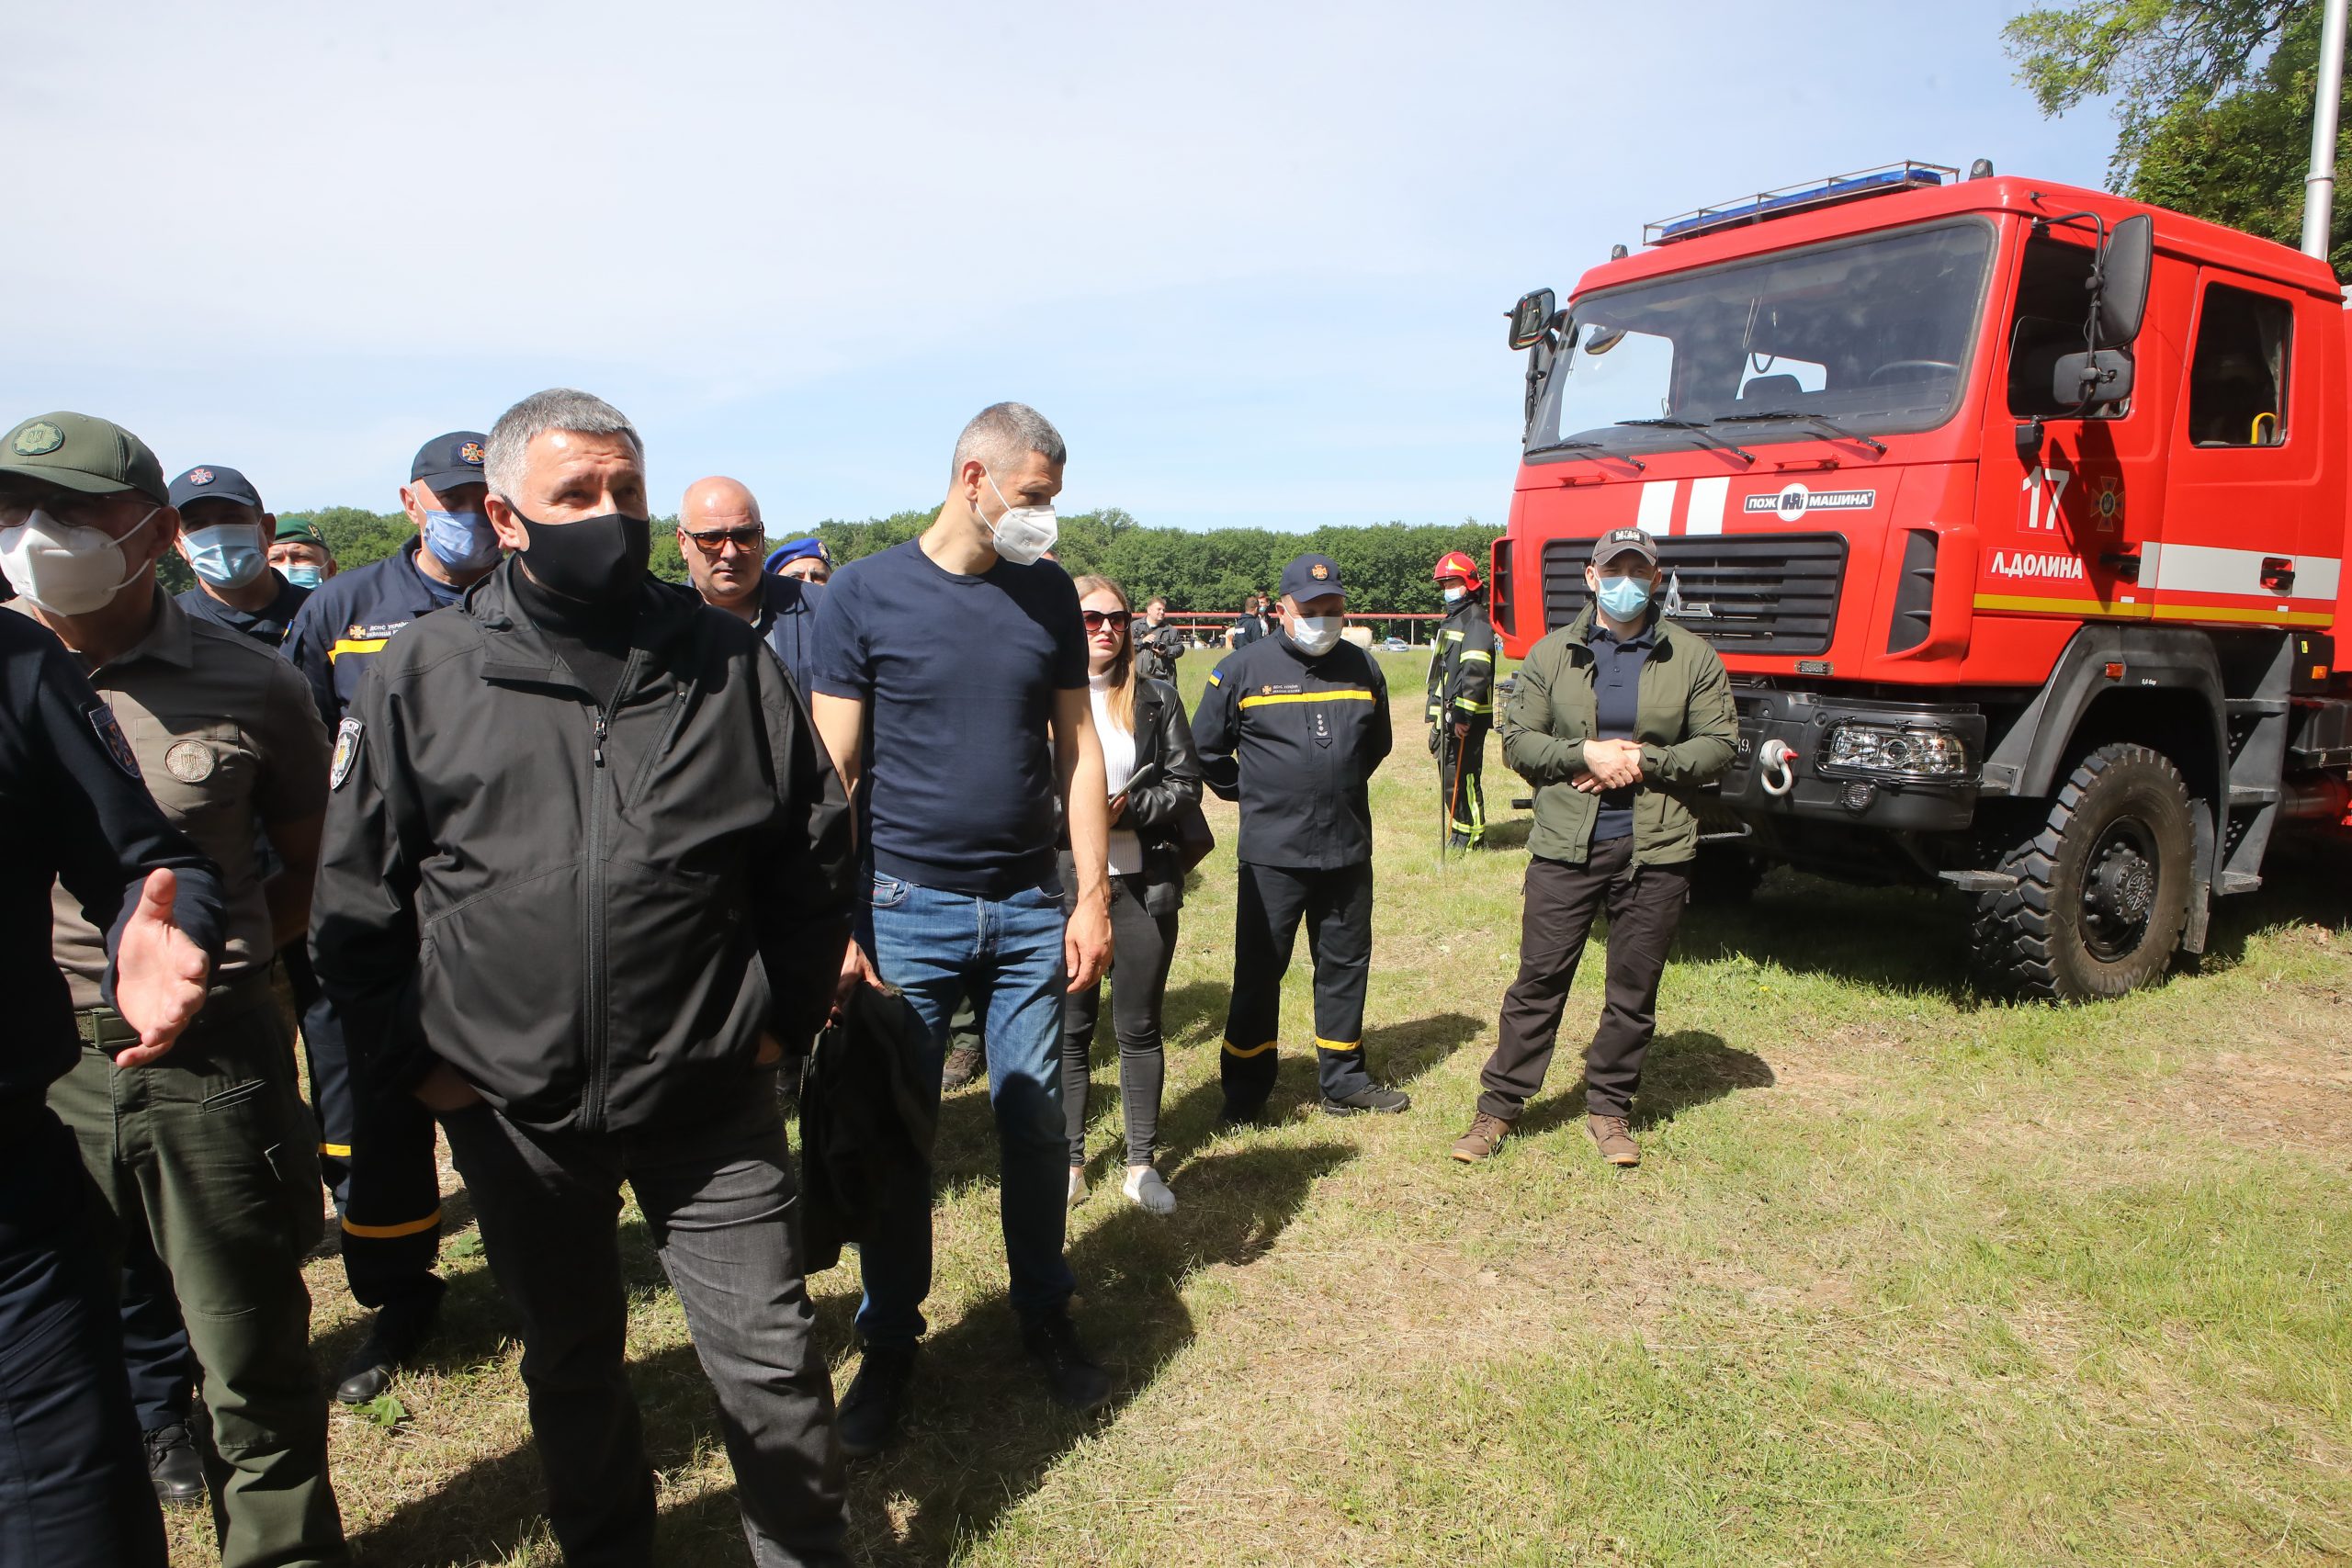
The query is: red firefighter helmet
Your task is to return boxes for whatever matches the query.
[1432,550,1482,591]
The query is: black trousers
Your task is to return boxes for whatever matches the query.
[1479,838,1690,1122]
[288,949,442,1316]
[1441,719,1489,843]
[0,1100,167,1568]
[1221,861,1375,1103]
[437,1080,843,1567]
[1060,874,1178,1168]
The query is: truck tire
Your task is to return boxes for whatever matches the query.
[1969,743,2194,1000]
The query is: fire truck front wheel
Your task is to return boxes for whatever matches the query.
[1970,743,2195,1001]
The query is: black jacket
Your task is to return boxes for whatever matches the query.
[1060,675,1204,918]
[0,613,225,1101]
[1191,635,1392,870]
[797,983,936,1274]
[1133,619,1185,683]
[1425,592,1498,729]
[311,560,854,1134]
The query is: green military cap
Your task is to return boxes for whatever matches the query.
[0,412,169,503]
[274,516,329,547]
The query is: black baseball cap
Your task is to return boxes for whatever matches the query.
[169,464,265,513]
[410,431,490,493]
[1589,526,1659,567]
[1278,553,1345,601]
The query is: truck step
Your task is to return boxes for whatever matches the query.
[1939,870,2019,894]
[2218,871,2264,895]
[2227,697,2290,717]
[2228,784,2282,807]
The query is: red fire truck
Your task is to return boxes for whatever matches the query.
[1491,159,2352,998]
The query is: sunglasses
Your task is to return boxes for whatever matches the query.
[683,525,764,553]
[1081,610,1132,631]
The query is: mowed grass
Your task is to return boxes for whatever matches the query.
[166,650,2352,1566]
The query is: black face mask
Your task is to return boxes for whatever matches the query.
[513,507,651,604]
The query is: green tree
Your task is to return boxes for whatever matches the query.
[2005,0,2352,275]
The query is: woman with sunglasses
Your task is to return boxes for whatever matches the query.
[1061,577,1204,1213]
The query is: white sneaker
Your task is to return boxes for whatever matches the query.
[1067,1166,1088,1207]
[1122,1166,1176,1214]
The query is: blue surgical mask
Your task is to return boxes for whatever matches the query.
[423,509,501,572]
[283,563,324,590]
[182,525,267,590]
[1596,575,1653,621]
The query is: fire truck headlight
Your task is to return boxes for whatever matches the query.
[1818,721,1971,781]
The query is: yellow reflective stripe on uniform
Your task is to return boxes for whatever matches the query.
[1313,1036,1362,1053]
[1442,628,1464,641]
[1453,698,1494,715]
[318,1142,351,1157]
[1221,1039,1278,1058]
[1460,649,1493,663]
[342,1207,442,1239]
[328,637,387,663]
[1238,689,1374,709]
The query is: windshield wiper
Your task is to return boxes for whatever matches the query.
[1615,418,1756,466]
[1722,409,1888,456]
[1526,439,1647,472]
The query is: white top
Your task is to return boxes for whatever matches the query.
[1091,672,1145,876]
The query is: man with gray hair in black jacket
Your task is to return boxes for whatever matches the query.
[311,388,855,1567]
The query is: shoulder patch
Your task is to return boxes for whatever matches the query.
[88,703,141,780]
[330,717,362,790]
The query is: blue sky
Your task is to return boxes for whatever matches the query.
[4,1,2120,533]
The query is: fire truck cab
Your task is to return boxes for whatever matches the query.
[1493,161,2352,998]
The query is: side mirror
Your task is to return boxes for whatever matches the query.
[1508,288,1557,351]
[2052,349,2135,411]
[2095,214,2154,348]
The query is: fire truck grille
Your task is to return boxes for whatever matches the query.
[1542,533,1848,655]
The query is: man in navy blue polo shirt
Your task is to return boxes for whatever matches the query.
[808,401,1114,1455]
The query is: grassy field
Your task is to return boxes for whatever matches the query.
[166,649,2352,1566]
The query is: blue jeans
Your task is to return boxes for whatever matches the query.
[858,875,1075,1347]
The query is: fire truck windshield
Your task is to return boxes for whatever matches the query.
[1529,220,1995,460]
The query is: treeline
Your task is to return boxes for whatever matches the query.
[277,505,1498,620]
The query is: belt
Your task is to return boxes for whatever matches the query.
[75,970,276,1057]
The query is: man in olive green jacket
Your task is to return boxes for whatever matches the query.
[1449,526,1736,1168]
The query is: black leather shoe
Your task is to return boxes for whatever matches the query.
[145,1420,206,1504]
[1021,1310,1112,1412]
[334,1298,440,1405]
[835,1344,917,1458]
[1322,1084,1411,1116]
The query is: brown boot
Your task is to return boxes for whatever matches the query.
[1450,1111,1513,1163]
[941,1042,984,1091]
[1588,1114,1639,1167]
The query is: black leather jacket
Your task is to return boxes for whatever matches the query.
[1060,674,1204,917]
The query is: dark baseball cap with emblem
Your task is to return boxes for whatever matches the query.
[168,464,265,512]
[0,412,169,503]
[409,431,491,493]
[1589,525,1659,567]
[1278,553,1346,601]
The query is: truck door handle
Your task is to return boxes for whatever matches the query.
[2261,557,2296,592]
[2099,552,2141,582]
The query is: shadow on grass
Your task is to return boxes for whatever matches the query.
[836,1139,1354,1564]
[2189,829,2352,975]
[1673,871,1981,1002]
[1515,1030,1775,1139]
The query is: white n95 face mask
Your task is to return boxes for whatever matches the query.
[0,506,159,615]
[1288,615,1343,656]
[979,471,1057,567]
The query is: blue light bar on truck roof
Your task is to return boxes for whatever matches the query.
[1644,161,1958,246]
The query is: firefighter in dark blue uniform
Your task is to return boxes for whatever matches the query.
[1193,554,1404,1120]
[279,429,501,1404]
[168,465,311,649]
